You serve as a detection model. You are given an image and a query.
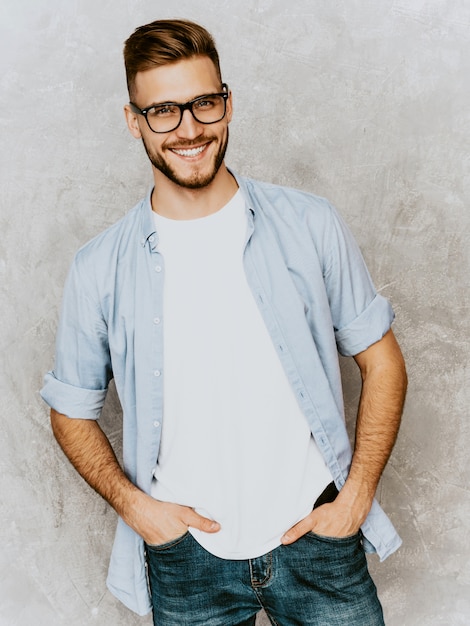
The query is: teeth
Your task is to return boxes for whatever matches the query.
[172,146,205,157]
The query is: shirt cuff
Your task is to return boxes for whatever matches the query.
[335,294,394,357]
[40,371,107,419]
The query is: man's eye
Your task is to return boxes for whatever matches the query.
[194,98,216,110]
[149,105,178,118]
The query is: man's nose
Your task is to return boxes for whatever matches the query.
[175,109,203,139]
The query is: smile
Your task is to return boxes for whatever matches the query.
[171,144,208,158]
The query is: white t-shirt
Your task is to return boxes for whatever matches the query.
[151,190,333,559]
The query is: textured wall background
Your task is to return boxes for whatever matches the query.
[1,1,469,624]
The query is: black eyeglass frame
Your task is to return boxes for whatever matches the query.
[129,83,229,134]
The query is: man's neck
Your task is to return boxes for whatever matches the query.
[151,165,239,220]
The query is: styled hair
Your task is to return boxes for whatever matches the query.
[123,19,222,99]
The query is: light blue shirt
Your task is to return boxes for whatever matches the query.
[41,171,401,616]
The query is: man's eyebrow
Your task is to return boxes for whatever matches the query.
[146,99,180,107]
[144,90,221,108]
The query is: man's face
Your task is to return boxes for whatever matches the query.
[125,56,232,190]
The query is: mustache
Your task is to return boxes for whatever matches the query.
[163,137,215,150]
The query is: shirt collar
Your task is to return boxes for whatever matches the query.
[140,187,158,250]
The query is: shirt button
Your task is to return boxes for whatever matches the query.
[154,265,162,272]
[149,235,155,243]
[154,369,161,377]
[153,421,160,428]
[153,317,161,324]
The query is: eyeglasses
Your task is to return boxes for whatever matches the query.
[129,84,229,133]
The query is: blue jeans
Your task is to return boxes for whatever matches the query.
[146,530,385,625]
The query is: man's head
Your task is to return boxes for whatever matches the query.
[123,19,231,191]
[124,19,222,102]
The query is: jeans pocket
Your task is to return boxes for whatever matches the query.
[145,530,190,552]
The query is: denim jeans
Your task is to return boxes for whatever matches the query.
[146,529,385,625]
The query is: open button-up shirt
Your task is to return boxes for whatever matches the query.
[41,171,401,615]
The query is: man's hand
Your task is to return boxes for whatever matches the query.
[281,488,368,545]
[124,493,220,546]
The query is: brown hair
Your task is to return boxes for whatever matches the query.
[123,19,222,99]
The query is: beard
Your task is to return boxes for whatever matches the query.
[141,128,229,190]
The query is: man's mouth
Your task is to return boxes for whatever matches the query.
[169,142,210,158]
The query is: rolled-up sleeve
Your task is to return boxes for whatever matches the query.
[335,294,394,357]
[41,373,107,419]
[40,250,112,419]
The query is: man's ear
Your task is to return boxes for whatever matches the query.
[124,105,143,139]
[226,90,233,124]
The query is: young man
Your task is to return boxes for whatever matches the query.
[41,19,407,626]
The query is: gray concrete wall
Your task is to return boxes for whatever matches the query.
[1,1,468,624]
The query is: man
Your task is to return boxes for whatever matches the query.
[41,18,407,626]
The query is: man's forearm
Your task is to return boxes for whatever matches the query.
[50,409,140,519]
[341,329,407,520]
